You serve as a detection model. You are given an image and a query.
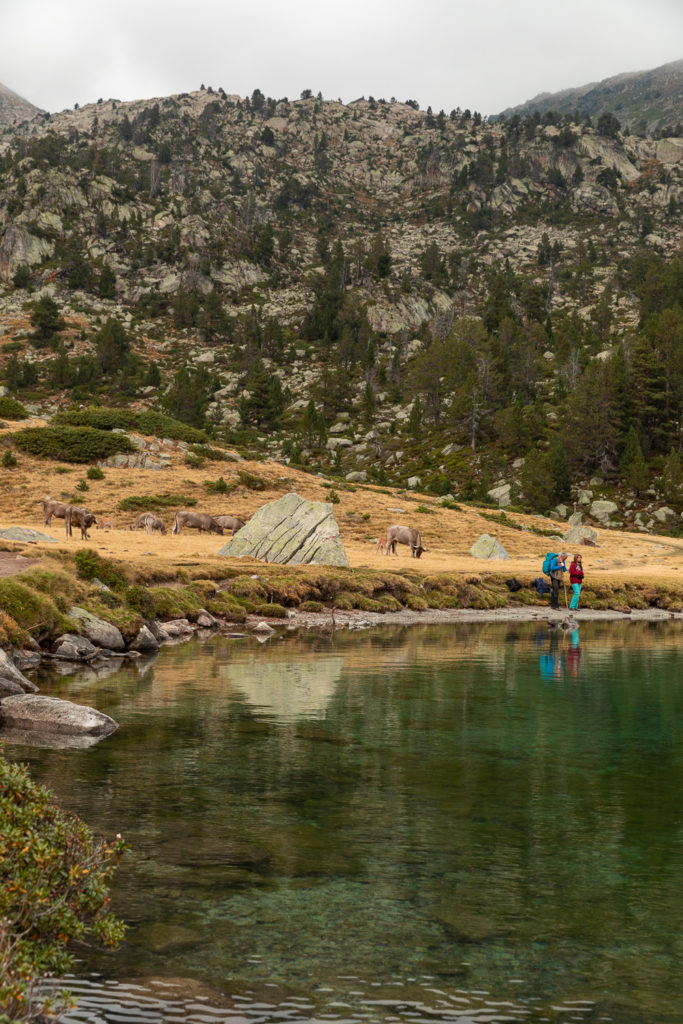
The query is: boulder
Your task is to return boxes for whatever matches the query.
[563,524,599,546]
[345,470,368,482]
[652,506,675,523]
[0,527,58,544]
[218,493,349,567]
[469,534,510,560]
[69,607,125,651]
[487,483,511,507]
[196,609,219,629]
[0,649,38,694]
[567,511,583,527]
[589,499,618,523]
[576,489,593,507]
[0,694,118,737]
[51,633,99,662]
[128,625,160,652]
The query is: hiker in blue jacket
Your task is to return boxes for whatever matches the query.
[548,552,568,610]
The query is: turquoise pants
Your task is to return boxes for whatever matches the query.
[569,583,581,610]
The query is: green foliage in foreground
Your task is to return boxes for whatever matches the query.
[0,749,127,1022]
[52,407,209,444]
[118,493,197,512]
[13,426,134,463]
[0,397,29,420]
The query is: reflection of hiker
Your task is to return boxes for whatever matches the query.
[539,630,565,680]
[548,552,568,610]
[569,553,584,610]
[566,629,581,677]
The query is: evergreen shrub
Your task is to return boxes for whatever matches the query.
[0,397,29,420]
[0,749,126,1022]
[13,427,134,463]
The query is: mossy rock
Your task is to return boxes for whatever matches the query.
[204,593,247,622]
[148,586,203,620]
[252,602,288,618]
[299,600,324,612]
[404,593,429,611]
[0,578,70,642]
[333,591,356,610]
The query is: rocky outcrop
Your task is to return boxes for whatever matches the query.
[218,493,349,567]
[0,224,53,281]
[69,607,125,652]
[0,527,58,544]
[469,534,510,560]
[0,694,118,737]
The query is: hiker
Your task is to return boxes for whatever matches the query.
[569,553,584,610]
[548,552,568,610]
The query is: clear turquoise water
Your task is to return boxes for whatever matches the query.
[6,620,683,1024]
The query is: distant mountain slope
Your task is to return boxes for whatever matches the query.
[497,58,683,136]
[0,81,43,130]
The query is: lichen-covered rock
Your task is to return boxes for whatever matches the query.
[487,483,511,507]
[0,527,58,544]
[0,694,118,737]
[51,633,99,661]
[218,493,349,567]
[563,524,599,546]
[469,533,510,560]
[69,607,125,651]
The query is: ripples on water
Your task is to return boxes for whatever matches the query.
[11,621,683,1024]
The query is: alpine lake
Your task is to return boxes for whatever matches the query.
[5,617,683,1024]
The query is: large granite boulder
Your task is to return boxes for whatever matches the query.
[51,633,100,661]
[218,494,349,567]
[69,607,125,651]
[0,694,118,737]
[469,534,510,560]
[487,483,511,507]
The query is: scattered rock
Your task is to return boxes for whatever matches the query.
[567,511,583,527]
[487,483,511,507]
[252,621,276,634]
[128,625,160,653]
[652,506,675,522]
[589,499,618,523]
[196,609,219,629]
[469,534,510,560]
[51,633,100,662]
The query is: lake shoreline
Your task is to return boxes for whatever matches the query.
[281,604,683,630]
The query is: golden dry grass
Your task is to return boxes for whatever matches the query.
[2,416,683,586]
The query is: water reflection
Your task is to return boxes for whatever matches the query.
[9,621,683,1024]
[537,626,582,681]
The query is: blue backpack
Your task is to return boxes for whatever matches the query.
[542,552,558,575]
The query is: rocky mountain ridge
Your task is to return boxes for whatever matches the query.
[497,58,683,136]
[0,81,43,131]
[0,84,681,524]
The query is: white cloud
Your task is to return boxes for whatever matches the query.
[4,0,682,115]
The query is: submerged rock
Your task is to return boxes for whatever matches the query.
[0,694,118,737]
[218,493,349,567]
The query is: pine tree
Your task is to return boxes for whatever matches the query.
[620,426,649,494]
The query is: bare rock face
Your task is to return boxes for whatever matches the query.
[0,694,118,737]
[0,224,53,282]
[0,81,43,131]
[218,493,349,567]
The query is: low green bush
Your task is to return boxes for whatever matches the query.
[53,407,209,444]
[237,469,266,490]
[118,493,197,511]
[13,426,134,463]
[75,549,128,591]
[87,465,105,480]
[1,449,17,468]
[0,749,126,1021]
[0,396,29,420]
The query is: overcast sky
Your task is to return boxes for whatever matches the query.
[4,0,682,117]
